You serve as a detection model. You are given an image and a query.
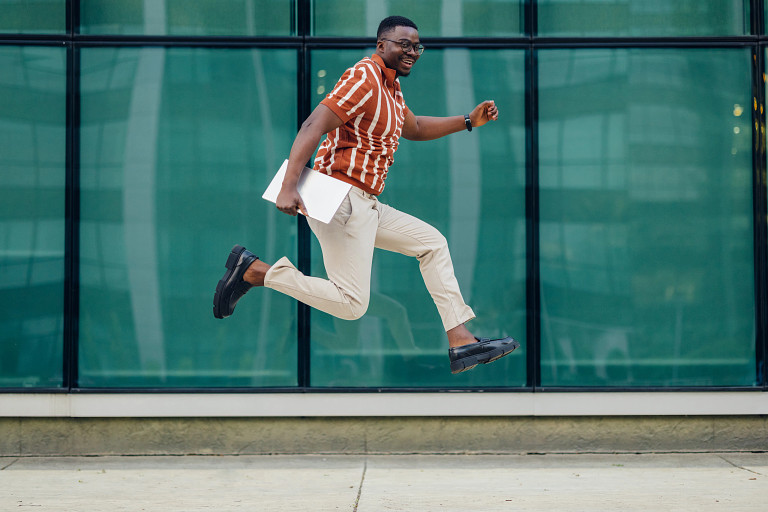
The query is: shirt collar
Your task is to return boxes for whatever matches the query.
[371,53,398,88]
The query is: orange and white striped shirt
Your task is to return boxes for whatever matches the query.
[314,53,409,196]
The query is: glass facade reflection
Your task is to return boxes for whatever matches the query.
[311,0,525,37]
[0,1,65,34]
[80,0,294,36]
[78,47,299,387]
[538,0,749,37]
[0,1,766,391]
[538,49,756,386]
[0,46,67,387]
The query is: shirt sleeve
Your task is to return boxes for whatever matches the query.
[320,64,374,124]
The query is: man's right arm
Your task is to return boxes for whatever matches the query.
[276,104,344,216]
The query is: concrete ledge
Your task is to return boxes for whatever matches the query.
[2,392,768,417]
[1,416,766,456]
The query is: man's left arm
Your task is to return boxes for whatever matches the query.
[401,100,498,141]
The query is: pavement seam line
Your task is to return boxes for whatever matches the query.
[718,455,766,477]
[353,459,368,512]
[1,458,20,471]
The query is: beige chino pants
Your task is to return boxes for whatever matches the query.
[264,187,475,332]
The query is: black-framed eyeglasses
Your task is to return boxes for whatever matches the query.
[380,38,425,55]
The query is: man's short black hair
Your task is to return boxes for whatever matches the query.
[377,16,418,40]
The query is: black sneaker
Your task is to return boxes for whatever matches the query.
[213,245,259,319]
[448,336,520,374]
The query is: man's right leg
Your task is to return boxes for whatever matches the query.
[373,201,476,337]
[372,201,519,373]
[260,188,379,320]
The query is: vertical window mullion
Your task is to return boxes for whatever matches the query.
[63,32,80,391]
[296,0,312,388]
[753,41,767,388]
[65,0,81,390]
[751,0,764,35]
[526,46,540,389]
[526,1,540,389]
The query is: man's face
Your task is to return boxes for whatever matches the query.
[376,25,421,77]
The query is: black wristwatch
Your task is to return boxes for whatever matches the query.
[464,113,472,132]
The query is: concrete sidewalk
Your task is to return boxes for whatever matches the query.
[1,453,766,511]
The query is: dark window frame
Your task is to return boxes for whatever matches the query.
[0,0,764,393]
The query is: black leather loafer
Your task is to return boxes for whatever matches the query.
[213,245,259,319]
[449,336,520,374]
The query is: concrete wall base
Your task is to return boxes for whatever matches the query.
[1,416,766,456]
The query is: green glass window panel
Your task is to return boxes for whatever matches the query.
[311,0,524,37]
[0,1,65,34]
[80,0,293,36]
[0,46,66,387]
[538,48,756,387]
[79,47,298,387]
[309,49,527,388]
[538,0,749,37]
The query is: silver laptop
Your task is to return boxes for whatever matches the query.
[262,159,352,224]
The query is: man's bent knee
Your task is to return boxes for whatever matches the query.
[417,231,449,260]
[337,296,369,321]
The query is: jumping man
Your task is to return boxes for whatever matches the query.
[214,16,519,374]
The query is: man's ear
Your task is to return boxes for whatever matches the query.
[375,40,385,53]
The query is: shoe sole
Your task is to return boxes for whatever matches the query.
[450,340,520,374]
[213,245,246,319]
